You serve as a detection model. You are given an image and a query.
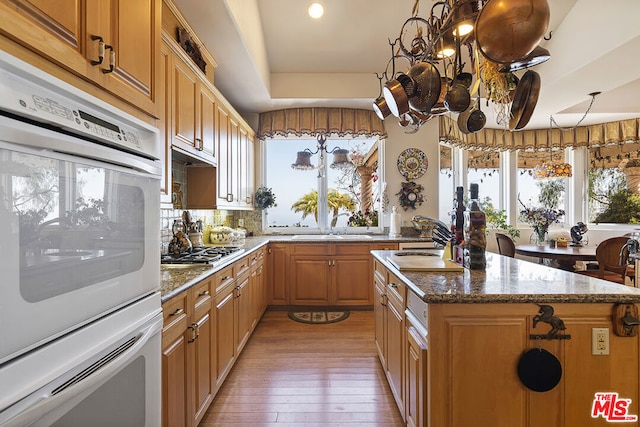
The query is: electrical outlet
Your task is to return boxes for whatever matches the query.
[238,218,244,227]
[592,328,610,355]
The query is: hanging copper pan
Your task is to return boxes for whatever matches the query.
[430,77,452,115]
[383,73,415,117]
[373,96,392,120]
[457,105,473,134]
[509,69,541,130]
[407,62,442,113]
[476,0,550,64]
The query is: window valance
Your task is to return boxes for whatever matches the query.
[257,108,387,139]
[439,116,640,151]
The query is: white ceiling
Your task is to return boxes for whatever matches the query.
[172,0,640,130]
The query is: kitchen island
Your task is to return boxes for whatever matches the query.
[372,250,640,427]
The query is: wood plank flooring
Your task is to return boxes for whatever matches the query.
[200,309,404,427]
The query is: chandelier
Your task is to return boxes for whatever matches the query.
[533,92,600,180]
[373,0,552,134]
[291,135,352,171]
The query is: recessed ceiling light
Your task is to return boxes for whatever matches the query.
[308,2,324,19]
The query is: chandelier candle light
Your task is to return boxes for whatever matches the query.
[533,91,600,180]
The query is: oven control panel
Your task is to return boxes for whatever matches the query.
[0,51,158,161]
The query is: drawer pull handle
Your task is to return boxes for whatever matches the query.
[170,308,184,317]
[221,275,231,280]
[199,290,210,296]
[389,283,398,289]
[102,45,115,74]
[90,35,105,65]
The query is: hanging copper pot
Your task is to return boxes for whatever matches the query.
[406,62,442,113]
[457,106,473,134]
[444,82,471,113]
[373,96,392,120]
[430,77,453,116]
[383,73,415,117]
[509,69,541,130]
[475,0,550,64]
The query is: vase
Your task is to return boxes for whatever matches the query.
[532,229,547,245]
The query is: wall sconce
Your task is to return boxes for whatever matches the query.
[291,135,351,170]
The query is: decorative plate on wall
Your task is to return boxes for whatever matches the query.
[397,148,428,179]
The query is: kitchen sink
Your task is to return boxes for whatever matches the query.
[290,234,373,240]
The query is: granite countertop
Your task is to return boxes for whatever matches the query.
[160,235,425,302]
[372,250,640,304]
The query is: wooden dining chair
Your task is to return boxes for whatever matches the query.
[495,233,516,258]
[577,236,630,285]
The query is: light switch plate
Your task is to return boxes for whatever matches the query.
[592,328,610,355]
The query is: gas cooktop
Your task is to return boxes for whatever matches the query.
[161,246,244,265]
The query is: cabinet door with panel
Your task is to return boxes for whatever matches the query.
[216,103,232,206]
[385,272,406,419]
[0,0,160,115]
[406,316,427,427]
[161,291,189,427]
[158,38,172,206]
[267,244,289,306]
[235,271,252,355]
[290,256,331,306]
[373,262,387,367]
[214,281,236,391]
[189,280,215,427]
[332,254,372,306]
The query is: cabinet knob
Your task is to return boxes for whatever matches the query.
[199,290,210,297]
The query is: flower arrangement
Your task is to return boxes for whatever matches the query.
[347,210,378,227]
[519,200,565,243]
[254,186,277,210]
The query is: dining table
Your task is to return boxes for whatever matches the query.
[515,244,597,271]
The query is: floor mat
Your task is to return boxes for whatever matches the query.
[287,310,350,324]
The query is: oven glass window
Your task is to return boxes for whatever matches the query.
[2,147,146,302]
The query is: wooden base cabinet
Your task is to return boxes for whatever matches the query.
[373,259,405,419]
[161,278,214,427]
[290,243,375,306]
[405,313,427,427]
[163,248,267,427]
[374,258,640,427]
[267,244,289,306]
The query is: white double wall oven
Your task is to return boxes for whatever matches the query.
[0,50,162,426]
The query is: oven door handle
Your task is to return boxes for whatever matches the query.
[0,316,162,427]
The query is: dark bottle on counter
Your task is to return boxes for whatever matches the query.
[466,183,487,270]
[453,186,465,245]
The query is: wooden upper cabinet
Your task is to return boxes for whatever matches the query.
[172,59,198,150]
[0,0,160,116]
[199,85,217,160]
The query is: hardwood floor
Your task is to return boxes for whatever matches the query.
[200,309,404,427]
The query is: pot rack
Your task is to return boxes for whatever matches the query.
[374,0,552,135]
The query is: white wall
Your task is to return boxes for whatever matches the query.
[382,118,441,229]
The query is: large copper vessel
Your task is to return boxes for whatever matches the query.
[475,0,550,64]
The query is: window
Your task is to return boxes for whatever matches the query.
[588,144,640,224]
[467,150,500,205]
[516,151,566,215]
[438,144,454,221]
[263,137,382,233]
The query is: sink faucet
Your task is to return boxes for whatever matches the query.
[329,212,350,234]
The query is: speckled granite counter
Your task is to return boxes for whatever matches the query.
[160,235,423,302]
[372,250,640,304]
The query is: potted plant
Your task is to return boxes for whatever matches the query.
[254,186,277,210]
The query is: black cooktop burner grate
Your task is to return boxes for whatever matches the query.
[161,246,243,264]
